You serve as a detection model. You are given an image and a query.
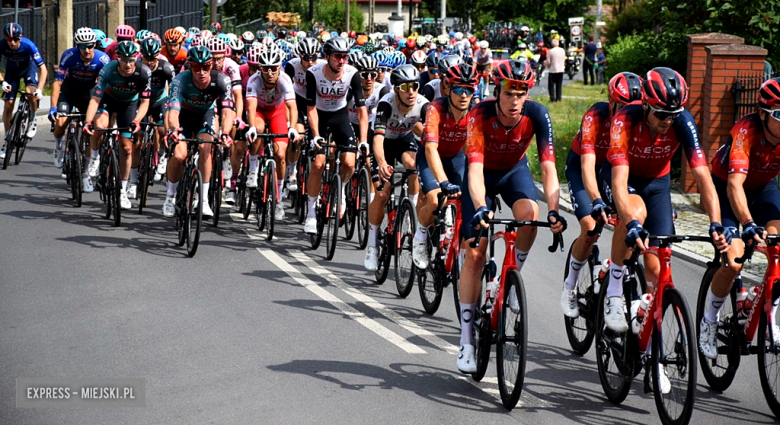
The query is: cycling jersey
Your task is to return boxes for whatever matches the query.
[92,61,152,103]
[284,57,326,99]
[167,69,235,113]
[0,37,43,70]
[466,99,555,171]
[607,105,707,178]
[422,79,441,102]
[305,63,364,112]
[474,48,492,66]
[382,72,392,92]
[348,82,387,126]
[570,101,610,165]
[374,92,429,140]
[245,72,295,110]
[161,45,188,70]
[423,97,468,158]
[142,59,175,103]
[55,47,109,88]
[219,57,241,88]
[711,113,780,190]
[419,71,433,89]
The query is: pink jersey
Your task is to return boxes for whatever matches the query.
[220,57,241,88]
[246,72,295,110]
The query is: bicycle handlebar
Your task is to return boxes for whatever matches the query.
[469,218,563,253]
[377,168,418,192]
[733,234,780,266]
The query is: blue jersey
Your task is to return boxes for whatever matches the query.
[0,37,43,70]
[55,48,109,89]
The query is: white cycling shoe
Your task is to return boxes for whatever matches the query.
[162,196,176,218]
[364,246,379,271]
[287,175,298,192]
[87,157,100,177]
[457,344,477,373]
[247,169,259,189]
[126,183,137,200]
[304,216,317,234]
[119,191,132,210]
[561,288,579,318]
[412,237,428,269]
[274,202,285,220]
[604,296,629,332]
[82,177,94,193]
[699,318,719,360]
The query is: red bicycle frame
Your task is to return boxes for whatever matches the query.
[442,199,462,274]
[742,242,780,343]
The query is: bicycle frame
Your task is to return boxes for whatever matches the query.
[738,236,780,344]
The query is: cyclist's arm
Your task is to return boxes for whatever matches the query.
[467,161,487,210]
[50,79,62,110]
[422,102,447,183]
[166,76,182,130]
[411,103,428,138]
[246,97,257,128]
[466,109,487,209]
[37,62,47,88]
[581,153,600,202]
[540,161,560,212]
[135,98,150,124]
[84,96,100,124]
[285,100,297,130]
[350,72,368,144]
[373,101,391,167]
[305,70,320,138]
[215,74,236,135]
[231,86,243,123]
[726,172,752,225]
[611,164,635,221]
[677,110,718,222]
[307,106,319,138]
[692,165,721,224]
[167,109,180,130]
[357,105,368,144]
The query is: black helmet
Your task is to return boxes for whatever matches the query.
[436,55,462,75]
[356,55,378,72]
[323,37,350,55]
[390,64,420,86]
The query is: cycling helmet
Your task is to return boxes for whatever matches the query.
[363,41,376,54]
[323,37,350,55]
[425,51,439,68]
[209,22,221,34]
[140,37,162,58]
[115,40,138,57]
[382,46,395,55]
[246,47,261,65]
[276,27,288,39]
[261,36,274,46]
[390,64,420,86]
[207,37,227,54]
[468,35,477,45]
[478,40,489,49]
[187,45,213,64]
[4,22,22,37]
[258,44,285,66]
[493,59,535,89]
[74,27,96,45]
[201,29,213,40]
[256,30,267,40]
[454,32,463,41]
[296,37,320,57]
[285,36,296,45]
[518,42,527,50]
[274,39,289,50]
[216,33,232,44]
[608,72,643,105]
[331,31,339,38]
[348,50,364,65]
[398,38,407,49]
[407,39,417,49]
[115,24,135,40]
[348,30,357,39]
[356,55,378,72]
[241,31,256,44]
[411,50,427,65]
[226,33,238,42]
[436,34,448,46]
[93,29,106,42]
[190,36,201,47]
[135,29,151,42]
[164,28,184,44]
[277,41,294,63]
[445,63,477,87]
[643,67,688,111]
[100,37,113,50]
[437,54,462,74]
[229,38,244,53]
[758,78,780,108]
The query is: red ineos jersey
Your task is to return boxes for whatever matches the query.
[571,101,611,165]
[711,113,780,190]
[423,97,470,158]
[607,105,707,178]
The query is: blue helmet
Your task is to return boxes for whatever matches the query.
[4,22,22,37]
[391,51,406,68]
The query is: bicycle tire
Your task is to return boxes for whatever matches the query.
[210,148,223,227]
[138,143,151,214]
[497,269,528,410]
[71,135,83,208]
[344,173,357,241]
[296,159,309,225]
[186,169,203,257]
[757,282,780,419]
[238,156,249,217]
[324,174,341,260]
[356,168,370,249]
[309,185,325,250]
[452,254,462,323]
[2,111,19,170]
[652,287,696,425]
[695,265,740,392]
[472,267,490,381]
[563,240,597,356]
[14,101,30,165]
[419,235,443,314]
[176,175,188,247]
[595,280,632,404]
[265,161,277,241]
[374,216,391,284]
[394,198,417,298]
[109,150,121,227]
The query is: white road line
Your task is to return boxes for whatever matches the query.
[258,248,426,354]
[291,250,460,355]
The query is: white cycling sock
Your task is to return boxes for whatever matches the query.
[129,168,138,184]
[369,223,379,247]
[307,196,317,218]
[166,181,178,197]
[54,136,63,150]
[202,182,210,200]
[248,155,259,173]
[514,249,529,272]
[704,288,727,324]
[607,261,625,298]
[460,303,477,346]
[414,223,428,241]
[410,193,418,206]
[91,150,99,159]
[121,180,128,192]
[278,180,284,198]
[564,256,588,291]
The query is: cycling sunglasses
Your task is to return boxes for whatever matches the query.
[301,54,318,62]
[332,53,349,62]
[190,63,212,73]
[762,108,780,122]
[379,66,392,73]
[648,105,682,121]
[5,36,20,42]
[78,44,96,50]
[451,85,475,96]
[360,71,378,80]
[118,57,136,64]
[395,82,420,92]
[261,65,279,73]
[499,79,529,93]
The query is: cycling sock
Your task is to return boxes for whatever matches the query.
[230,172,239,191]
[166,181,178,197]
[369,223,379,247]
[514,249,529,272]
[201,182,210,200]
[607,261,625,298]
[129,168,138,184]
[414,223,428,241]
[91,150,99,159]
[564,256,587,291]
[369,192,375,204]
[307,196,317,217]
[121,180,128,192]
[54,136,63,150]
[248,154,259,173]
[705,288,727,324]
[410,193,418,205]
[290,162,297,175]
[278,180,284,198]
[773,298,780,325]
[460,303,477,346]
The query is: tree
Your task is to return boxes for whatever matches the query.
[314,0,365,32]
[219,0,311,30]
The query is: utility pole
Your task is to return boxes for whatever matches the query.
[140,0,148,30]
[440,0,445,35]
[210,0,217,25]
[346,0,350,33]
[595,0,602,41]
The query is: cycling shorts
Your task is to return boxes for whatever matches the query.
[712,174,780,231]
[179,107,215,138]
[255,105,288,145]
[97,95,138,139]
[56,88,91,116]
[351,123,374,152]
[315,108,356,155]
[371,132,418,182]
[417,150,466,195]
[3,64,39,101]
[295,94,307,126]
[565,150,605,221]
[600,162,674,247]
[461,156,539,241]
[148,97,167,125]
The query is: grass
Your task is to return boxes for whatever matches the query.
[526,83,607,182]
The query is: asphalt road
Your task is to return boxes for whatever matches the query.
[1,132,778,425]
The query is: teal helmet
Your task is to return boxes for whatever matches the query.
[139,37,161,58]
[93,29,107,42]
[115,40,138,57]
[187,45,213,64]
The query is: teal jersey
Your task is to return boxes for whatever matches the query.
[92,61,152,103]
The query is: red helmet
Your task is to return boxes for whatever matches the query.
[608,72,643,105]
[348,30,357,39]
[643,67,688,111]
[407,39,417,49]
[445,63,477,87]
[758,77,780,108]
[492,59,535,90]
[468,36,476,45]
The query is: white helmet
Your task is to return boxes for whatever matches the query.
[229,38,244,52]
[201,29,213,40]
[520,25,530,32]
[478,40,489,49]
[519,42,527,50]
[174,26,186,37]
[74,27,96,45]
[226,32,238,42]
[258,44,285,66]
[454,32,463,41]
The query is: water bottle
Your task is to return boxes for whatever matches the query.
[594,258,610,294]
[485,277,499,314]
[631,293,652,334]
[743,285,760,316]
[736,288,749,325]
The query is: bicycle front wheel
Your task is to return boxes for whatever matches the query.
[394,198,417,298]
[109,150,121,227]
[324,174,341,260]
[186,169,203,257]
[695,266,739,392]
[343,174,357,240]
[564,240,597,356]
[497,269,528,410]
[264,161,277,241]
[595,280,632,404]
[356,167,370,249]
[296,159,309,225]
[652,287,696,425]
[419,235,443,314]
[210,148,223,227]
[71,136,83,208]
[374,215,391,284]
[14,106,30,165]
[2,112,19,170]
[757,282,780,419]
[138,143,151,214]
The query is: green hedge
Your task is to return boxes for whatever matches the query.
[605,31,688,80]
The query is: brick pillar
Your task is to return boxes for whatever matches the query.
[107,0,125,37]
[681,33,744,192]
[47,0,72,63]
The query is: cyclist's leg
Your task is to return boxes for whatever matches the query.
[304,111,330,221]
[496,157,539,272]
[23,65,39,113]
[112,99,138,196]
[415,147,439,229]
[565,151,600,288]
[333,113,356,185]
[196,110,216,204]
[367,139,397,236]
[636,174,675,291]
[710,174,745,298]
[400,132,419,204]
[87,106,109,174]
[268,105,289,198]
[2,74,19,137]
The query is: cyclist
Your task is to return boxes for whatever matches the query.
[284,37,324,193]
[422,54,460,102]
[601,67,729,333]
[162,28,188,70]
[700,77,780,358]
[559,72,643,318]
[208,37,244,179]
[302,37,368,235]
[419,52,439,88]
[229,38,246,65]
[349,55,388,152]
[162,46,235,218]
[410,50,427,73]
[104,25,135,61]
[50,27,109,170]
[474,40,492,79]
[81,41,151,207]
[138,37,174,186]
[510,42,534,63]
[412,63,477,269]
[364,64,428,271]
[0,22,46,159]
[458,60,565,372]
[244,44,299,221]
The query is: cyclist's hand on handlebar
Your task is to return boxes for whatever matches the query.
[166,128,182,145]
[287,127,299,142]
[439,180,461,197]
[742,221,766,246]
[1,81,11,92]
[709,222,731,253]
[358,141,370,155]
[220,132,233,147]
[590,198,608,223]
[548,210,567,233]
[82,122,94,135]
[245,126,257,142]
[625,219,649,251]
[234,117,247,130]
[310,135,324,150]
[129,120,141,134]
[378,160,393,182]
[471,206,493,230]
[48,107,58,122]
[33,89,42,100]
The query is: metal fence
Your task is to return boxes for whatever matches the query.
[732,72,764,123]
[0,5,57,83]
[125,0,202,35]
[235,18,265,37]
[73,0,109,33]
[204,13,236,33]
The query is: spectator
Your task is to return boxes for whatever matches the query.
[596,47,607,84]
[582,36,597,85]
[546,38,566,102]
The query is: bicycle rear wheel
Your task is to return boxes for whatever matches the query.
[138,143,151,214]
[374,216,390,284]
[395,198,417,298]
[324,175,341,260]
[70,135,83,207]
[356,167,370,249]
[264,161,277,241]
[419,235,443,314]
[757,282,780,419]
[2,112,19,170]
[256,179,267,232]
[344,173,357,241]
[564,240,597,356]
[109,150,121,227]
[210,148,223,227]
[296,159,309,224]
[471,270,490,382]
[652,287,696,425]
[14,105,30,165]
[595,280,633,404]
[176,178,187,247]
[238,156,249,217]
[186,169,203,257]
[496,269,528,410]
